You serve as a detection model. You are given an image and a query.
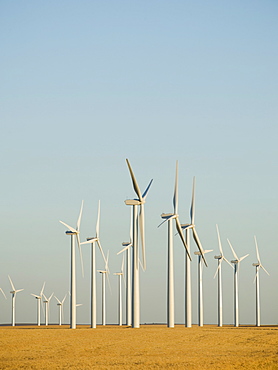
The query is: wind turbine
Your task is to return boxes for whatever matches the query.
[125,158,153,328]
[60,200,84,329]
[114,255,125,326]
[8,275,24,327]
[252,236,269,327]
[213,225,232,327]
[80,201,106,329]
[31,282,45,326]
[117,207,132,326]
[228,239,249,327]
[98,251,110,326]
[159,161,191,328]
[194,249,213,327]
[43,292,53,326]
[54,294,67,326]
[181,177,207,327]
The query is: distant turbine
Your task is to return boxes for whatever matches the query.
[114,255,125,326]
[31,282,45,326]
[253,236,269,327]
[194,249,213,327]
[80,201,106,329]
[8,275,24,327]
[98,251,110,326]
[213,225,232,327]
[181,177,207,327]
[60,200,84,329]
[43,292,53,326]
[117,207,132,326]
[54,294,67,326]
[228,239,249,327]
[159,161,191,328]
[125,158,153,328]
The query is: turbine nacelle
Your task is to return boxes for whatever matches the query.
[125,199,145,206]
[214,255,222,259]
[66,230,78,235]
[253,263,260,267]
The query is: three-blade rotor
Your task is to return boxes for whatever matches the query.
[60,200,84,277]
[125,158,153,270]
[213,225,233,278]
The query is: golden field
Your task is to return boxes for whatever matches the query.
[0,324,277,369]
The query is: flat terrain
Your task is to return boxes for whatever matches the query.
[0,324,277,369]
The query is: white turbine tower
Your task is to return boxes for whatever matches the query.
[54,294,67,326]
[181,177,207,327]
[117,207,132,326]
[253,236,269,327]
[80,201,106,329]
[213,225,232,327]
[159,161,191,328]
[8,275,24,327]
[125,158,153,328]
[31,282,45,326]
[60,200,84,329]
[43,292,53,326]
[114,255,125,326]
[194,249,213,327]
[228,239,249,327]
[98,251,110,326]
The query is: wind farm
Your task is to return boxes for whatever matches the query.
[1,1,278,367]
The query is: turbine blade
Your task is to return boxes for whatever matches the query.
[190,177,196,224]
[239,254,249,262]
[76,200,84,232]
[97,240,106,264]
[142,179,153,199]
[40,282,45,297]
[158,214,175,228]
[173,161,178,215]
[216,224,223,255]
[76,233,84,278]
[121,254,124,274]
[139,203,146,270]
[253,268,259,284]
[254,236,261,264]
[227,239,238,260]
[31,294,40,299]
[223,255,233,268]
[0,288,7,299]
[261,265,270,276]
[59,221,77,233]
[126,159,142,201]
[106,272,112,295]
[48,292,54,301]
[80,238,97,245]
[129,206,133,243]
[8,275,15,291]
[96,200,100,238]
[54,295,61,304]
[175,217,192,261]
[62,293,67,304]
[15,289,24,293]
[213,261,222,279]
[117,243,131,255]
[192,227,207,267]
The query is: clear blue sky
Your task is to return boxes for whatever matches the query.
[1,0,277,325]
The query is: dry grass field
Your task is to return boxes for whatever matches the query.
[0,324,277,369]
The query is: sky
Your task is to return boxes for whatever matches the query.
[0,0,277,326]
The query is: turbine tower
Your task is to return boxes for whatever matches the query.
[228,239,249,327]
[125,158,153,328]
[31,282,45,326]
[43,292,53,326]
[252,236,269,327]
[213,225,232,327]
[194,249,213,327]
[8,275,24,327]
[60,200,84,329]
[98,251,110,326]
[54,294,67,326]
[159,161,191,328]
[114,255,125,326]
[181,177,207,327]
[117,207,132,326]
[80,201,106,329]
